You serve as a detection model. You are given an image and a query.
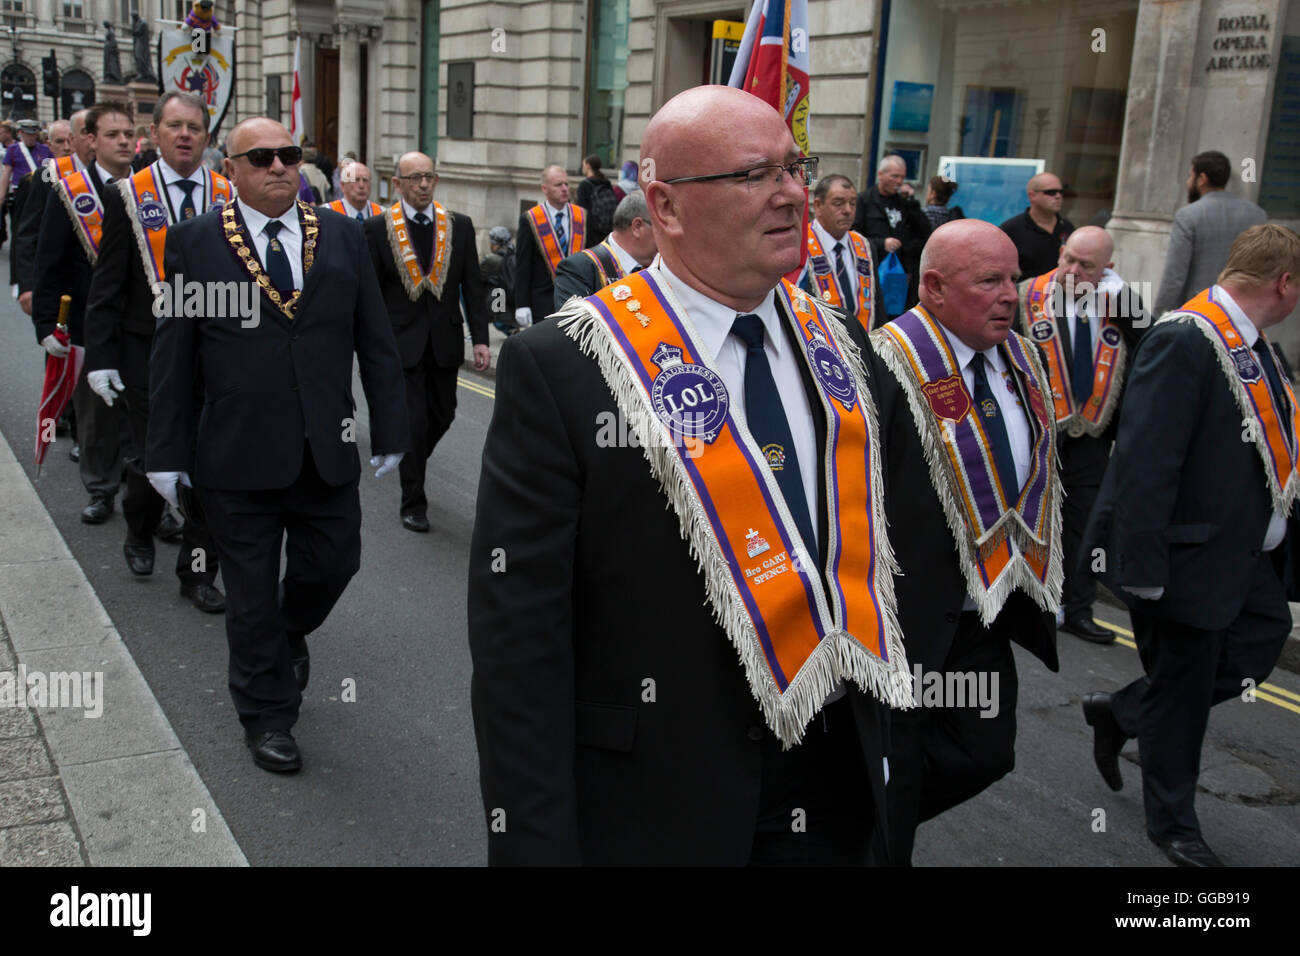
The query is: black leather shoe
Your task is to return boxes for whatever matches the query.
[1082,692,1126,791]
[123,542,155,576]
[401,514,431,533]
[1063,614,1115,644]
[1152,835,1225,867]
[155,510,184,542]
[68,443,80,462]
[180,582,225,614]
[245,730,302,773]
[288,633,310,691]
[80,497,112,524]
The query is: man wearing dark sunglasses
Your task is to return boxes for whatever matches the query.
[84,90,229,614]
[1000,171,1075,280]
[145,116,409,774]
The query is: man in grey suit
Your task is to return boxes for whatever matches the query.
[1154,150,1266,316]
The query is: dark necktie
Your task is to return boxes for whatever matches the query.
[413,212,430,224]
[1071,306,1092,406]
[262,220,295,293]
[971,353,1020,502]
[554,212,566,250]
[356,211,365,222]
[832,241,855,316]
[410,213,434,270]
[731,313,817,557]
[175,178,197,220]
[1254,338,1294,448]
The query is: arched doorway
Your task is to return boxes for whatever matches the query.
[61,69,96,118]
[1,64,37,120]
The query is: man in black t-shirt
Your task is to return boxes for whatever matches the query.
[1000,171,1075,279]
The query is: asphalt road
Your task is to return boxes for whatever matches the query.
[1,290,1297,866]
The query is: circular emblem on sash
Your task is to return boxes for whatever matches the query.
[649,343,729,443]
[806,340,858,410]
[1030,319,1055,343]
[1067,419,1087,438]
[1100,326,1121,347]
[72,193,97,215]
[137,198,168,231]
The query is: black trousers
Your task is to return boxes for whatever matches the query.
[748,696,874,865]
[1109,553,1291,841]
[71,373,128,500]
[199,443,362,733]
[398,343,459,518]
[1059,432,1109,619]
[877,611,1019,865]
[119,368,218,587]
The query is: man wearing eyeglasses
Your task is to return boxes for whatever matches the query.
[469,85,909,865]
[799,173,875,328]
[364,151,490,534]
[1000,172,1075,281]
[324,160,382,220]
[83,91,229,614]
[145,117,409,774]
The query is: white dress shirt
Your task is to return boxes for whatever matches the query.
[156,158,211,222]
[93,161,118,187]
[810,218,857,302]
[939,325,1033,491]
[401,199,434,223]
[1061,267,1126,354]
[604,233,640,275]
[651,258,820,550]
[340,198,371,219]
[1215,284,1288,551]
[237,197,304,291]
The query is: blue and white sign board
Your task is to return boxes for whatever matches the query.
[936,156,1044,225]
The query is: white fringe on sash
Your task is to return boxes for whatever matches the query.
[558,295,914,748]
[118,178,163,285]
[1160,312,1300,515]
[384,204,454,302]
[871,329,1063,626]
[55,177,99,265]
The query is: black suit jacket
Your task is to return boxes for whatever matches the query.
[11,170,40,291]
[468,296,889,865]
[865,341,1058,674]
[552,246,618,310]
[1084,319,1283,631]
[514,207,584,320]
[146,203,409,491]
[31,165,110,345]
[853,186,930,320]
[363,209,489,369]
[84,185,166,378]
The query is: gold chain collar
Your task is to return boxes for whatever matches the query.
[222,200,319,320]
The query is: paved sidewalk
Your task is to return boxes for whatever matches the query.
[0,428,246,866]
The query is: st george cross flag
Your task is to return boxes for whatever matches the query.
[727,0,812,277]
[290,36,304,145]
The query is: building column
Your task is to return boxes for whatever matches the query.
[337,23,361,161]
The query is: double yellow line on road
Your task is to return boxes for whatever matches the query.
[451,372,1300,718]
[458,376,496,400]
[1096,619,1300,715]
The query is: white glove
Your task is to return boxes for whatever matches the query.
[41,334,69,358]
[87,369,125,407]
[370,453,403,478]
[1122,585,1165,601]
[146,471,191,510]
[515,307,533,328]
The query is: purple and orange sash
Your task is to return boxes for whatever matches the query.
[872,306,1062,622]
[326,199,383,218]
[805,226,873,325]
[42,154,80,184]
[384,200,453,301]
[527,203,584,278]
[579,239,627,289]
[120,164,234,282]
[555,271,912,745]
[54,170,105,263]
[1164,287,1300,514]
[1020,270,1126,438]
